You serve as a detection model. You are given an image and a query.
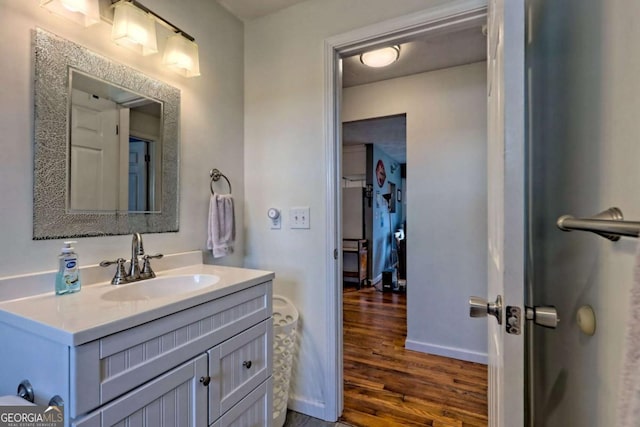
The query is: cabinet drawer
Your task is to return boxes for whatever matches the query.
[73,354,208,427]
[211,378,272,427]
[71,282,271,418]
[208,320,272,423]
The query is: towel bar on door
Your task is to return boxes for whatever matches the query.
[556,207,640,241]
[209,168,232,195]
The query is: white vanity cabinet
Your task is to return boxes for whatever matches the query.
[72,281,273,427]
[0,267,273,427]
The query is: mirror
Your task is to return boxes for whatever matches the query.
[69,70,163,213]
[33,28,180,239]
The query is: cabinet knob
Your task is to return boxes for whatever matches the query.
[17,380,34,403]
[199,376,211,386]
[242,360,252,369]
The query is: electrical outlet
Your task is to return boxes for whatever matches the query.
[270,216,281,229]
[268,208,281,229]
[289,207,310,229]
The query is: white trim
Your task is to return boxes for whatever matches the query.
[323,0,488,421]
[323,34,342,423]
[287,395,326,420]
[325,0,487,53]
[405,339,488,365]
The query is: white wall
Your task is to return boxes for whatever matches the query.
[528,0,640,425]
[343,62,488,363]
[342,144,366,179]
[0,0,244,275]
[342,145,366,241]
[243,0,451,418]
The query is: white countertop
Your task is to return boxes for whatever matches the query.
[0,263,274,346]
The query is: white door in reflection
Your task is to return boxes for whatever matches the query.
[70,89,119,211]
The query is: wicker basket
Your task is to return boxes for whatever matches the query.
[272,295,299,427]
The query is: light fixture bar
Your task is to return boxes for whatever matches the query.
[111,0,195,41]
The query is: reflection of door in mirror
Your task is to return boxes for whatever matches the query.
[69,70,163,213]
[127,107,161,212]
[129,136,158,211]
[70,89,119,211]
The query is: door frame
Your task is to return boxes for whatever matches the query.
[322,0,488,421]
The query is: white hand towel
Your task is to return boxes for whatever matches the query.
[618,241,640,426]
[207,194,235,258]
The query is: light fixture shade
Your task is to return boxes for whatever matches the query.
[40,0,100,27]
[111,1,158,56]
[162,34,201,77]
[360,45,401,68]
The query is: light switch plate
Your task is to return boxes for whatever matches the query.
[289,207,310,229]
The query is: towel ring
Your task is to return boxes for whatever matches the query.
[210,169,232,195]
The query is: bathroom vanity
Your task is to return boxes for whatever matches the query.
[0,253,274,427]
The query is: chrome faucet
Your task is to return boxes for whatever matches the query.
[129,232,144,281]
[100,233,163,284]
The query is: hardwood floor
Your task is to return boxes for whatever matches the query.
[341,286,488,427]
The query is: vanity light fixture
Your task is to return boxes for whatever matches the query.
[41,0,201,77]
[360,45,401,68]
[40,0,100,27]
[110,0,201,77]
[111,0,158,56]
[162,33,200,77]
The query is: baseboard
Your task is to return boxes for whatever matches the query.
[287,394,327,421]
[405,339,488,365]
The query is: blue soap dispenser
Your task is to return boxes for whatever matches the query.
[55,241,81,295]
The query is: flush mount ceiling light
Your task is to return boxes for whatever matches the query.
[111,0,158,56]
[162,34,201,77]
[40,0,100,26]
[360,45,401,68]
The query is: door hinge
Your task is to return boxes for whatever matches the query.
[144,154,151,162]
[333,249,338,260]
[116,125,119,135]
[506,306,521,335]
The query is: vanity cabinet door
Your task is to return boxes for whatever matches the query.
[208,320,272,423]
[73,354,207,427]
[211,378,272,427]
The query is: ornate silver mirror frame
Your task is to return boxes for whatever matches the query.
[33,28,180,239]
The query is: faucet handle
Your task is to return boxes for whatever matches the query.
[141,254,164,279]
[100,258,128,285]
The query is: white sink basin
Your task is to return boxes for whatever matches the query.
[101,274,221,301]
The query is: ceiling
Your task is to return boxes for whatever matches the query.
[342,26,486,88]
[216,0,308,21]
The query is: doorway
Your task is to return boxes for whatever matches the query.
[342,115,406,293]
[324,3,491,423]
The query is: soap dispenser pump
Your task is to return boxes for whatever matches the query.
[55,241,81,295]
